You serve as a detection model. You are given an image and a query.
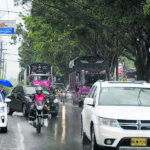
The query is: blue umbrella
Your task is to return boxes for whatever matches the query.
[0,79,13,87]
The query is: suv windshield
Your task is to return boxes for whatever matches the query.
[24,87,36,95]
[99,87,150,106]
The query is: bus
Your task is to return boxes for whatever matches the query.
[69,55,109,107]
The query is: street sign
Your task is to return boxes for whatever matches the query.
[0,28,14,34]
[0,20,16,35]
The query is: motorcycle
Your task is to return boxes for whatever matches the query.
[60,91,66,104]
[33,101,48,133]
[49,92,56,101]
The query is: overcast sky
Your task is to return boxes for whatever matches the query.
[0,0,28,81]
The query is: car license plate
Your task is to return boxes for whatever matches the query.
[131,138,147,146]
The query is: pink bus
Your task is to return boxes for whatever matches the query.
[24,63,51,90]
[69,56,109,107]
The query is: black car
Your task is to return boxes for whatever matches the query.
[7,85,36,116]
[42,89,59,117]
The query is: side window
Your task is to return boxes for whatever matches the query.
[18,86,24,94]
[88,86,95,98]
[11,87,17,94]
[17,86,21,93]
[90,87,96,98]
[89,86,95,98]
[93,87,97,105]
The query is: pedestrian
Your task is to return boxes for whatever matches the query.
[121,74,127,82]
[0,85,7,102]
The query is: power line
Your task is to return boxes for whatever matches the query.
[5,53,18,56]
[6,59,19,62]
[0,10,19,13]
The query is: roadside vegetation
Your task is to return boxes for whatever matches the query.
[12,0,150,82]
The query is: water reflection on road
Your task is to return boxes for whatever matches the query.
[61,105,66,144]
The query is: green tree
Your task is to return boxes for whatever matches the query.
[13,0,150,82]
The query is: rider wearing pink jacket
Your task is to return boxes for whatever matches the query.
[29,86,48,123]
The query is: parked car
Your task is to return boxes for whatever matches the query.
[7,85,36,116]
[0,95,9,132]
[81,81,150,150]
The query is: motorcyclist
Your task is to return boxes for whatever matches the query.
[49,85,56,95]
[28,86,48,126]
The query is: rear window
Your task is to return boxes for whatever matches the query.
[24,87,36,95]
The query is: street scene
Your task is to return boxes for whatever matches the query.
[0,97,84,150]
[1,0,150,150]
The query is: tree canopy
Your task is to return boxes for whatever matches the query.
[12,0,150,82]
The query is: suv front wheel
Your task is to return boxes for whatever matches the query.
[91,126,99,150]
[81,121,89,145]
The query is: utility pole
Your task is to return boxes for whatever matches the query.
[4,61,7,79]
[2,52,5,78]
[0,40,7,78]
[0,40,2,77]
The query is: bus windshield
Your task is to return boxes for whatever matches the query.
[82,73,106,87]
[33,75,49,81]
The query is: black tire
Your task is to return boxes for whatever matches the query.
[37,124,41,133]
[51,113,58,118]
[2,126,7,133]
[81,121,89,145]
[36,118,41,133]
[7,104,12,115]
[91,126,99,150]
[22,104,27,117]
[79,101,83,108]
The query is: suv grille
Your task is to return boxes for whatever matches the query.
[118,120,150,130]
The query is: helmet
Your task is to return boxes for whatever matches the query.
[36,86,43,95]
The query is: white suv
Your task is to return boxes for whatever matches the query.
[81,81,150,150]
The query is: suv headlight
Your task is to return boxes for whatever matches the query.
[99,117,118,127]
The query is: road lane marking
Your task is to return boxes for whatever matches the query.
[17,123,25,150]
[61,105,66,144]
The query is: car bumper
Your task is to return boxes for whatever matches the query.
[94,124,150,149]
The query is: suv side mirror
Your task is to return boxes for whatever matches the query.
[84,97,94,106]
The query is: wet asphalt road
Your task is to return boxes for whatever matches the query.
[0,97,91,150]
